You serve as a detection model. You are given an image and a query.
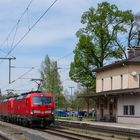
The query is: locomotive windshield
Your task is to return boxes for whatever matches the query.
[32,96,52,105]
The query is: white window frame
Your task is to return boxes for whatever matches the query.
[123,105,135,116]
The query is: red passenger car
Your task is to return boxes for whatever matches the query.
[0,91,55,127]
[0,97,14,121]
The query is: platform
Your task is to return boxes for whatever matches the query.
[58,119,140,136]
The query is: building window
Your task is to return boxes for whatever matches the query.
[110,77,113,90]
[123,105,135,115]
[102,78,104,91]
[120,75,123,89]
[123,106,128,115]
[139,74,140,87]
[130,105,135,115]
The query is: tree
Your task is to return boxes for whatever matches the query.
[69,2,134,88]
[127,14,140,47]
[56,93,68,110]
[72,86,95,112]
[40,55,65,108]
[40,55,67,108]
[115,14,140,53]
[0,89,2,100]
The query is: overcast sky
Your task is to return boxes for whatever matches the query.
[0,0,139,94]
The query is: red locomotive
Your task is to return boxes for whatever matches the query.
[0,91,55,127]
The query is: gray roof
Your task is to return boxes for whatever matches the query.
[129,55,140,62]
[79,87,140,98]
[94,55,140,72]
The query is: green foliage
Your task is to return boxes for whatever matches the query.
[40,55,64,104]
[55,93,69,109]
[40,55,70,109]
[69,35,96,88]
[127,14,140,47]
[111,135,115,138]
[0,89,2,100]
[71,88,95,110]
[127,137,132,140]
[69,2,134,88]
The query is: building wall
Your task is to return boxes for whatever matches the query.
[112,76,121,90]
[117,94,140,124]
[96,109,117,121]
[96,97,117,121]
[96,108,110,121]
[96,65,140,93]
[128,65,140,88]
[123,74,128,89]
[117,117,140,124]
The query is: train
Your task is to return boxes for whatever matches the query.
[0,91,55,128]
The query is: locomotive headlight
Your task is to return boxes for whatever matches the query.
[51,111,54,115]
[30,110,34,115]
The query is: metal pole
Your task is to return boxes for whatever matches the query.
[9,59,11,84]
[69,86,74,102]
[0,57,16,84]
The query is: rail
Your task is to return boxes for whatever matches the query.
[57,120,140,138]
[0,131,14,140]
[40,128,102,140]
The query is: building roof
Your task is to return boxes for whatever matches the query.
[94,55,140,72]
[80,88,140,98]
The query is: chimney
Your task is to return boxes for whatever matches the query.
[128,46,140,58]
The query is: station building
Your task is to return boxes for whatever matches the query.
[89,47,140,124]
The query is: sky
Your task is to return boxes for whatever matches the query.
[0,0,139,95]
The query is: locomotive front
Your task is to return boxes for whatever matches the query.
[29,92,55,127]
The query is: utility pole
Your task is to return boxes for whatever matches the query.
[0,57,16,84]
[69,86,74,102]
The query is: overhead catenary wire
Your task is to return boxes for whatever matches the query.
[1,66,39,89]
[27,7,31,30]
[0,0,34,64]
[0,0,59,89]
[3,81,33,93]
[2,48,76,91]
[57,51,73,61]
[0,0,78,91]
[11,67,34,84]
[1,66,35,88]
[11,66,35,69]
[1,0,58,63]
[0,0,33,50]
[0,48,14,58]
[0,0,78,93]
[10,22,19,51]
[2,62,75,92]
[0,0,75,89]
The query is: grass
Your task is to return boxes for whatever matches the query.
[55,116,96,121]
[127,137,132,140]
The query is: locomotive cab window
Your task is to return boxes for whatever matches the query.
[32,96,52,105]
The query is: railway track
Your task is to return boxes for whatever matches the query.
[41,128,102,140]
[57,120,140,138]
[0,131,13,140]
[0,120,138,140]
[0,121,102,140]
[0,136,11,140]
